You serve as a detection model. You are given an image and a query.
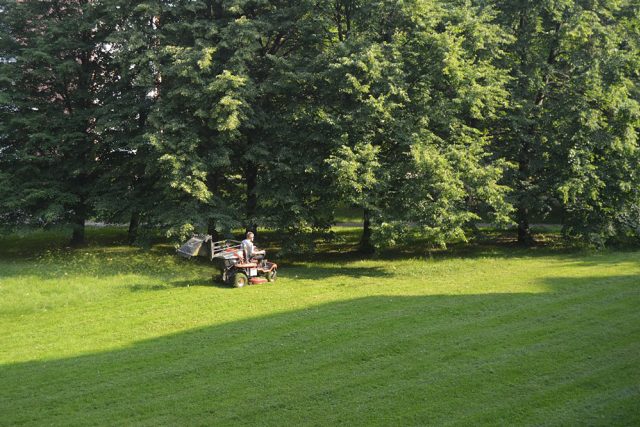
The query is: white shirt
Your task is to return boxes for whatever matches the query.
[241,239,254,259]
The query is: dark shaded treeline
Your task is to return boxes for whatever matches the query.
[0,0,638,249]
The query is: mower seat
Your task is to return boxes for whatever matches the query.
[242,248,264,265]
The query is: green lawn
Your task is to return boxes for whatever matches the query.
[0,228,639,426]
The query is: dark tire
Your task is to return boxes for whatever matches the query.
[233,272,249,288]
[266,268,277,282]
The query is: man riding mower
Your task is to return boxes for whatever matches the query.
[177,233,278,288]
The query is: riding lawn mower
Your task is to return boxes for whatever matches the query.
[177,235,278,288]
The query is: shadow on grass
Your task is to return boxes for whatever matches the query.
[282,242,631,270]
[279,263,392,280]
[0,227,130,259]
[1,275,639,426]
[1,229,638,286]
[128,278,233,292]
[127,266,392,293]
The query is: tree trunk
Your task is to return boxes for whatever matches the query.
[359,208,375,254]
[205,171,221,240]
[516,140,534,245]
[469,222,484,239]
[207,0,224,20]
[207,218,220,241]
[517,205,533,245]
[70,203,87,246]
[245,163,258,236]
[514,23,560,246]
[128,211,140,245]
[335,1,344,41]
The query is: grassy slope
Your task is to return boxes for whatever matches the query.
[0,228,639,426]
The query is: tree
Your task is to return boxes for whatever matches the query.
[141,0,341,245]
[92,0,162,244]
[0,0,121,244]
[555,0,640,244]
[325,0,513,250]
[124,0,242,240]
[489,0,640,245]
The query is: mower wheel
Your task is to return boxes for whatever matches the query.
[233,272,249,288]
[266,268,277,282]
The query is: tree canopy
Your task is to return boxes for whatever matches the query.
[1,0,638,248]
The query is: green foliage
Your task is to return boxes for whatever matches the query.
[1,0,638,249]
[327,142,381,208]
[556,1,640,245]
[0,0,124,242]
[323,0,513,248]
[490,0,640,245]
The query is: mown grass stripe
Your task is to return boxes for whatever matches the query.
[0,229,638,425]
